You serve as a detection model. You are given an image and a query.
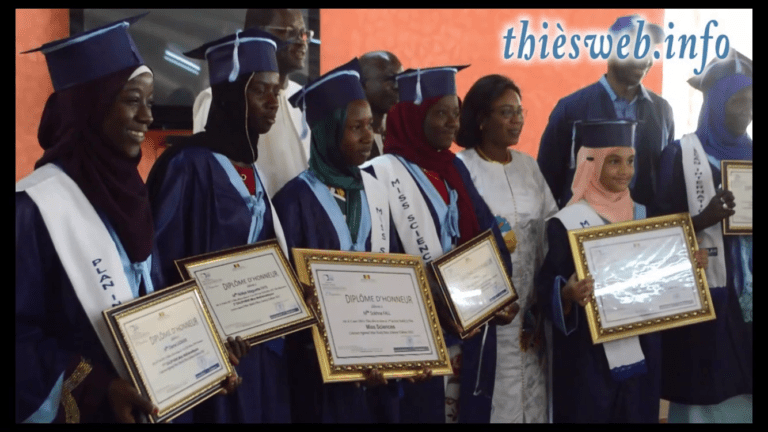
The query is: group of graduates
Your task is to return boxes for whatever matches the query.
[16,11,751,424]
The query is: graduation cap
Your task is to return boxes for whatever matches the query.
[288,58,366,128]
[20,13,147,92]
[184,28,283,86]
[569,120,637,167]
[687,48,752,92]
[609,14,664,46]
[394,65,469,105]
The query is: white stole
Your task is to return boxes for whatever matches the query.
[680,133,727,289]
[362,154,445,263]
[552,201,646,376]
[16,164,133,380]
[360,169,390,253]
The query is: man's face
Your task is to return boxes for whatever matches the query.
[363,55,403,116]
[266,9,307,74]
[608,31,654,87]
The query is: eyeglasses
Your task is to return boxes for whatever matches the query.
[261,26,314,42]
[493,106,527,119]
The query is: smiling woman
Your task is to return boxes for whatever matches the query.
[101,71,154,158]
[15,14,162,423]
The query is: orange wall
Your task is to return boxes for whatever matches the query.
[16,9,665,181]
[320,9,665,158]
[16,9,68,182]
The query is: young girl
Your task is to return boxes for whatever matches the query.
[537,120,707,423]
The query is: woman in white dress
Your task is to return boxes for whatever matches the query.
[456,74,557,423]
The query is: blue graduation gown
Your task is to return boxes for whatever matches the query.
[535,216,662,423]
[147,147,290,423]
[655,141,752,405]
[272,171,403,423]
[537,79,675,215]
[16,192,164,423]
[378,157,512,424]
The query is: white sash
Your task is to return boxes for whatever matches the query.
[360,169,389,253]
[16,164,132,380]
[680,133,727,289]
[363,155,445,263]
[552,201,646,377]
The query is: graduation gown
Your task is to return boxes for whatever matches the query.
[535,205,661,423]
[16,190,162,423]
[655,141,752,405]
[368,155,512,423]
[537,79,674,214]
[147,146,290,423]
[273,169,402,423]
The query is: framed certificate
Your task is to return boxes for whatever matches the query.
[568,213,716,344]
[721,160,752,235]
[292,249,453,383]
[103,280,234,423]
[175,240,316,346]
[430,230,518,338]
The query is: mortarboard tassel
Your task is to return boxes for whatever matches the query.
[228,30,242,82]
[414,68,422,105]
[300,91,309,139]
[569,121,578,169]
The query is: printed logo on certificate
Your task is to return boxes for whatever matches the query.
[103,280,234,423]
[430,230,518,338]
[721,160,752,235]
[567,213,716,344]
[175,240,316,347]
[292,249,453,383]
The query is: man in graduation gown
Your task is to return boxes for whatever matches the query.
[537,14,674,215]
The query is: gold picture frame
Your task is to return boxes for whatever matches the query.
[430,229,518,339]
[103,280,234,423]
[175,240,316,347]
[721,160,752,235]
[292,248,453,383]
[568,213,716,344]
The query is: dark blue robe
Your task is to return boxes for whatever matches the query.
[654,141,752,405]
[537,79,675,215]
[535,217,662,423]
[147,146,290,423]
[273,171,403,423]
[16,192,163,423]
[375,157,512,423]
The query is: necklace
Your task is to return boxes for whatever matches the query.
[476,145,511,164]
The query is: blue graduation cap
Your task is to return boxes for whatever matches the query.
[288,58,366,127]
[394,65,469,105]
[20,13,147,92]
[687,48,752,92]
[184,28,283,86]
[609,14,664,46]
[575,120,637,149]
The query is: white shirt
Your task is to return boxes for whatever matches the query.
[192,79,311,197]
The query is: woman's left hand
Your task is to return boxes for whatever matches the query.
[492,302,520,325]
[219,373,242,396]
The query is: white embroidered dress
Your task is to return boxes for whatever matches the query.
[457,148,557,423]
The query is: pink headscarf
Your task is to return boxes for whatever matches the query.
[566,146,635,223]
